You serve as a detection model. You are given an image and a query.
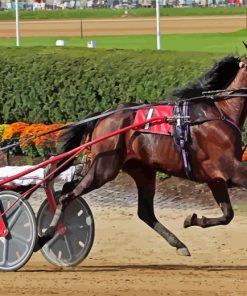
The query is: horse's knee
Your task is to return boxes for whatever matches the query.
[220,202,234,225]
[137,208,148,223]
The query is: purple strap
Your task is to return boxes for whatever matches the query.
[224,118,242,136]
[173,101,192,179]
[180,102,192,179]
[175,103,242,180]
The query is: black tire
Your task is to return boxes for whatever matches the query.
[37,193,95,267]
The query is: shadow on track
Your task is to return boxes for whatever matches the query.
[22,264,247,273]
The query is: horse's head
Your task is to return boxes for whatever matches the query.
[237,41,247,81]
[219,54,247,129]
[229,54,247,89]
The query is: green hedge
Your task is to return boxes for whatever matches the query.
[0,47,224,123]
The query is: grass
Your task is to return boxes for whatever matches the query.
[1,7,247,21]
[1,29,247,54]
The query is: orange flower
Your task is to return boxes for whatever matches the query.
[19,123,65,149]
[33,124,65,148]
[242,148,247,161]
[1,122,67,158]
[19,124,47,147]
[2,122,29,141]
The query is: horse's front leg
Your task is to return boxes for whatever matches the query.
[185,159,247,228]
[184,179,234,228]
[124,162,190,256]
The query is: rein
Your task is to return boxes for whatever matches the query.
[0,103,151,153]
[179,88,247,103]
[0,124,71,152]
[2,84,247,154]
[181,87,247,135]
[202,87,247,95]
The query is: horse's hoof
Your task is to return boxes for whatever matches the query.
[33,236,42,252]
[176,247,191,256]
[184,213,197,228]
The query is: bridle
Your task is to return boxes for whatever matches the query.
[180,60,247,135]
[174,61,247,179]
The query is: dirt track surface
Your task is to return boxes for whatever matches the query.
[0,15,247,37]
[1,173,247,295]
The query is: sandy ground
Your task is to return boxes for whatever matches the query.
[1,174,247,295]
[2,206,247,296]
[0,15,247,37]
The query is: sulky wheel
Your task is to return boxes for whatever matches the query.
[0,191,37,272]
[37,193,95,267]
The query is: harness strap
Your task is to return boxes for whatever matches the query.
[0,103,151,153]
[202,87,247,95]
[213,100,226,120]
[173,101,192,179]
[191,117,242,136]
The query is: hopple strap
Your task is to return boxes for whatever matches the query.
[173,101,192,179]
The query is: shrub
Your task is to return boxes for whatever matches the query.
[0,48,223,124]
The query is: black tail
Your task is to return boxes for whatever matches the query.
[58,112,102,154]
[54,112,101,178]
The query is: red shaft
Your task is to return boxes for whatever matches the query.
[0,116,163,186]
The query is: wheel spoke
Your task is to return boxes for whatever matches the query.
[45,231,60,248]
[11,230,32,245]
[8,207,22,230]
[63,233,73,261]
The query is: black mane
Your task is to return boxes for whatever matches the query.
[173,55,241,99]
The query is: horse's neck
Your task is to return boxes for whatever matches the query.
[219,94,247,129]
[218,69,247,129]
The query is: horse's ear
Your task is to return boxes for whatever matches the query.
[242,41,247,50]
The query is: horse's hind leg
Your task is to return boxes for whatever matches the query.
[35,152,122,250]
[123,162,190,256]
[184,179,234,228]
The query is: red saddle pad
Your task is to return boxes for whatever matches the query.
[134,105,174,135]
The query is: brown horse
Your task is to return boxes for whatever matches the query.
[37,54,247,256]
